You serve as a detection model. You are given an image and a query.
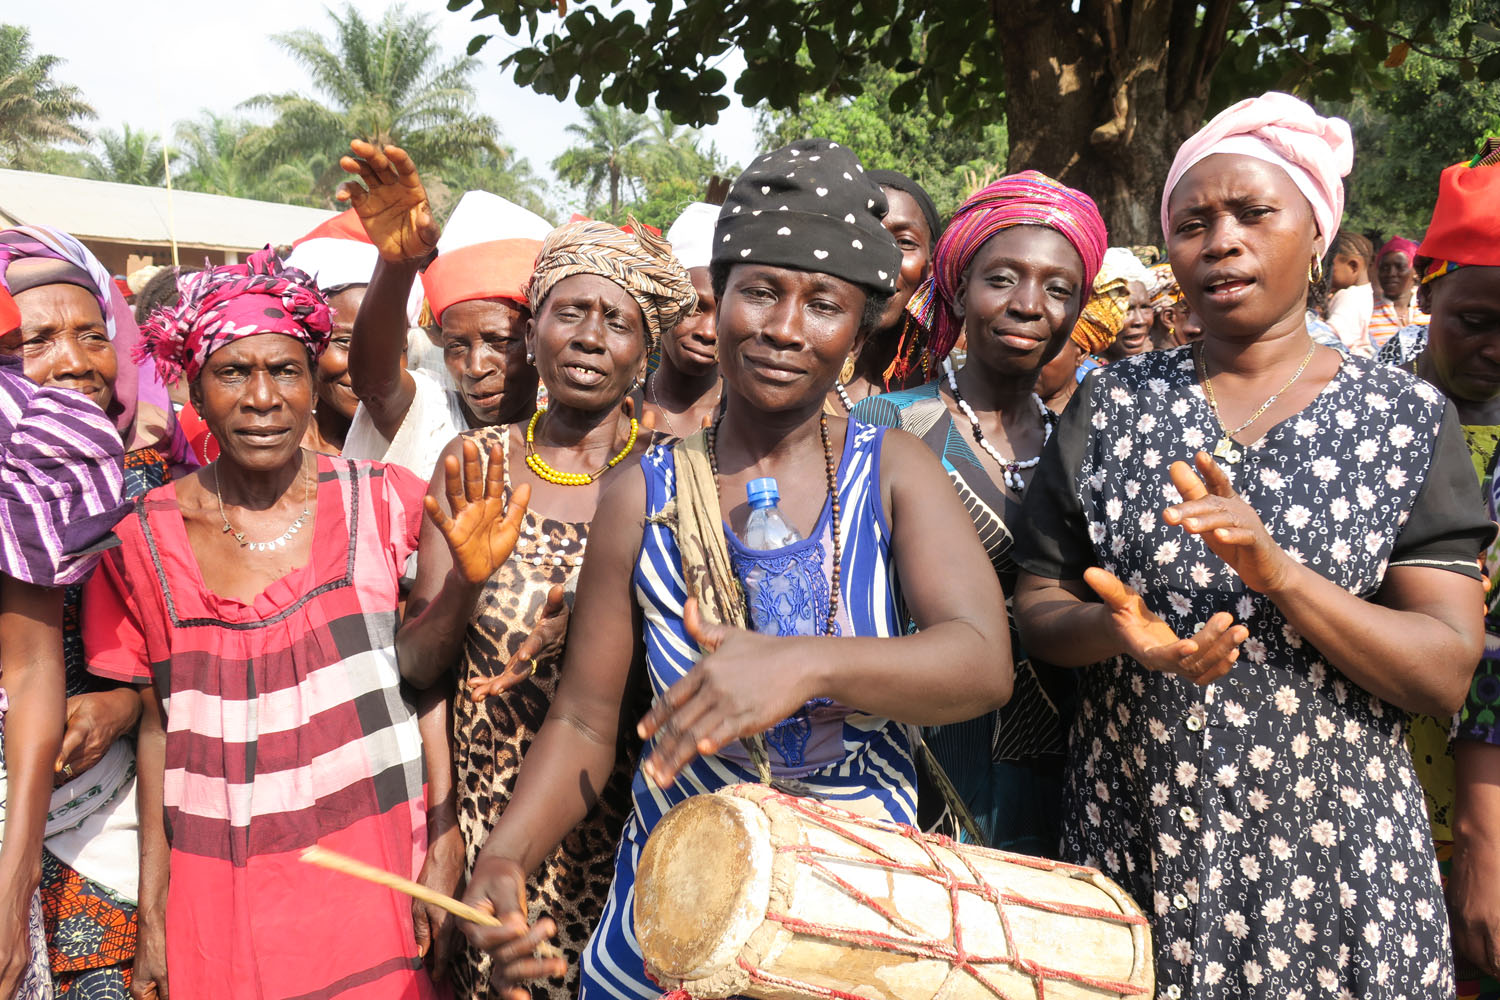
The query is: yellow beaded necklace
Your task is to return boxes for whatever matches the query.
[524,408,639,486]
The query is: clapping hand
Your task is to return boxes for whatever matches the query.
[467,585,569,701]
[426,441,530,586]
[1084,567,1247,685]
[1163,452,1295,595]
[337,141,441,263]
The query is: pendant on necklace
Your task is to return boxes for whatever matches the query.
[1212,436,1243,464]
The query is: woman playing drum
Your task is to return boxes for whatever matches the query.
[458,138,1013,1000]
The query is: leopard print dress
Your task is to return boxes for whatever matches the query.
[451,426,638,1000]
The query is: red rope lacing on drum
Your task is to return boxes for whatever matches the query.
[719,792,1148,1000]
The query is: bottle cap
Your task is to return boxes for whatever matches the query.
[746,477,780,509]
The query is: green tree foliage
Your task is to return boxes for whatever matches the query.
[453,0,1500,243]
[1337,3,1500,240]
[84,125,169,187]
[552,108,731,228]
[551,106,652,219]
[0,24,94,170]
[172,112,322,206]
[246,4,505,202]
[757,61,1007,218]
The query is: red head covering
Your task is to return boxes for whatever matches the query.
[293,208,372,247]
[0,284,18,335]
[1377,236,1419,266]
[910,171,1108,361]
[1418,139,1500,282]
[421,239,541,324]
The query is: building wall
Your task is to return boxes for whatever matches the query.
[80,240,234,277]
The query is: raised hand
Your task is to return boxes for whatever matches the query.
[426,441,530,586]
[337,141,441,263]
[467,585,569,701]
[1084,566,1247,685]
[460,855,566,1000]
[1163,452,1295,595]
[636,597,812,787]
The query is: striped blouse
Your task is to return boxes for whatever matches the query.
[580,420,917,1000]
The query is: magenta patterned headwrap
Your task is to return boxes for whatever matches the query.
[1378,236,1420,266]
[908,171,1108,361]
[137,247,333,383]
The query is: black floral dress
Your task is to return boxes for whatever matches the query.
[1018,347,1492,999]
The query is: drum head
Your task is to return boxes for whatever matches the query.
[635,792,774,982]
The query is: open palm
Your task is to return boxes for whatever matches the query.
[425,440,530,585]
[338,141,440,262]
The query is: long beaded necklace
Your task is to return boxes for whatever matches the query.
[648,370,721,440]
[834,381,858,413]
[524,407,638,486]
[943,358,1053,493]
[216,452,314,551]
[1196,340,1316,464]
[706,412,843,636]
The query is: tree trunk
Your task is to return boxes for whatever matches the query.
[610,163,621,219]
[994,0,1224,246]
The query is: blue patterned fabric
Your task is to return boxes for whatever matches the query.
[579,419,917,1000]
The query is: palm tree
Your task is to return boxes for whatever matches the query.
[85,125,169,187]
[173,112,320,206]
[0,25,94,169]
[245,4,501,202]
[551,106,652,219]
[431,146,552,221]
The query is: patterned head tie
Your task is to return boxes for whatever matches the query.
[712,138,902,299]
[137,247,333,383]
[909,170,1109,362]
[1418,138,1500,285]
[525,219,696,348]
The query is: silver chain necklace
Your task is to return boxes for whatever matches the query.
[216,452,314,552]
[943,358,1052,493]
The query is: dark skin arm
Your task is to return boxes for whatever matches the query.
[396,438,530,690]
[412,684,463,980]
[1017,452,1482,713]
[338,141,442,441]
[462,430,1013,992]
[131,685,169,1000]
[0,579,62,1000]
[1451,739,1500,978]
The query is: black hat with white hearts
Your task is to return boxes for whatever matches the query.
[712,138,902,297]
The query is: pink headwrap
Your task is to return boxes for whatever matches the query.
[1161,92,1353,245]
[137,247,332,383]
[908,171,1108,361]
[1377,236,1419,266]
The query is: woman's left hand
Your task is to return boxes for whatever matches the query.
[1163,451,1296,595]
[467,585,569,701]
[412,821,465,981]
[636,598,812,787]
[55,689,141,786]
[427,441,530,586]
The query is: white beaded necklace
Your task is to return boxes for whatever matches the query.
[943,358,1052,493]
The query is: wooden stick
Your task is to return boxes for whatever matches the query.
[301,845,504,926]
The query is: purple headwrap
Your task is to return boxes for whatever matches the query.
[0,351,128,586]
[0,226,192,468]
[907,171,1108,361]
[1378,236,1420,266]
[138,248,333,383]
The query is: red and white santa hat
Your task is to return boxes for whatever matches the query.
[284,209,424,325]
[421,192,554,325]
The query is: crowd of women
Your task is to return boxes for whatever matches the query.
[0,88,1496,1000]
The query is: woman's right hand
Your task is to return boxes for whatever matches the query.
[1083,566,1247,685]
[130,907,169,999]
[337,141,441,263]
[460,855,566,1000]
[55,689,140,786]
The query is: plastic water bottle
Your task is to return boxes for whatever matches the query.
[741,477,819,637]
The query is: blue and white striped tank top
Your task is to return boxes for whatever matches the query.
[580,419,919,1000]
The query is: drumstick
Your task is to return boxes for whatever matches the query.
[299,846,563,957]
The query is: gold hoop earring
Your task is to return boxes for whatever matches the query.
[839,356,856,384]
[1309,256,1324,284]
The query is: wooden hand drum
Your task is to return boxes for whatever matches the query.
[635,784,1153,1000]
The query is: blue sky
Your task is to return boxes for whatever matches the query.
[20,0,763,213]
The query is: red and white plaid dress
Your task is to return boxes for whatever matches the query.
[84,456,436,1000]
